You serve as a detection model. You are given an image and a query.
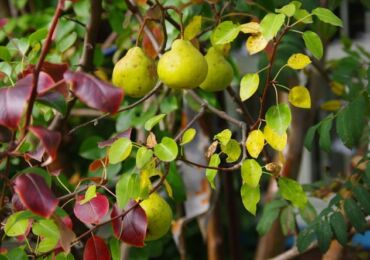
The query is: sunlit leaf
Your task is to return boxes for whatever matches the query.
[33,219,60,253]
[287,53,311,70]
[79,185,97,205]
[4,211,30,237]
[184,16,202,40]
[241,184,260,215]
[116,173,140,209]
[288,86,311,108]
[180,128,196,145]
[211,21,240,45]
[302,31,323,59]
[245,130,265,158]
[246,33,268,55]
[206,154,221,189]
[144,114,166,131]
[260,13,285,40]
[294,9,313,24]
[264,125,287,152]
[221,139,241,163]
[214,129,232,146]
[108,138,133,164]
[154,137,178,162]
[239,22,260,34]
[136,147,153,169]
[265,103,291,135]
[240,73,259,101]
[278,177,307,208]
[276,3,296,17]
[241,159,262,188]
[312,7,343,27]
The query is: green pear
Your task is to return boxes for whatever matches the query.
[200,47,234,92]
[112,47,157,98]
[140,193,172,241]
[157,39,208,89]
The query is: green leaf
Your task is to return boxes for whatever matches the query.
[4,211,30,237]
[260,13,285,40]
[302,31,323,59]
[330,212,348,246]
[56,31,77,53]
[265,104,292,135]
[79,136,105,160]
[136,147,153,169]
[184,15,202,40]
[154,137,178,162]
[276,3,296,17]
[206,154,221,189]
[211,21,240,45]
[343,198,367,233]
[313,7,343,27]
[29,28,48,46]
[0,61,12,78]
[299,201,317,224]
[304,124,319,151]
[144,114,166,131]
[353,186,370,215]
[109,137,133,164]
[6,247,28,260]
[0,46,11,61]
[33,219,60,253]
[160,95,178,114]
[297,227,316,252]
[294,9,313,24]
[79,185,97,205]
[109,238,121,260]
[240,73,259,101]
[315,219,333,252]
[37,237,59,253]
[214,129,232,146]
[278,177,307,208]
[220,139,241,163]
[241,184,260,215]
[241,159,262,188]
[180,128,196,145]
[116,173,141,209]
[336,95,366,148]
[280,206,295,235]
[257,200,287,235]
[318,115,333,152]
[167,162,186,203]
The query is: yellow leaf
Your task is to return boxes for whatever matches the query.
[320,100,342,111]
[245,130,265,158]
[240,22,260,34]
[288,86,311,108]
[287,53,311,70]
[246,33,268,55]
[330,81,345,96]
[184,16,202,40]
[264,125,287,151]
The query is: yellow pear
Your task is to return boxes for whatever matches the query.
[140,193,172,241]
[112,47,157,98]
[157,39,208,89]
[200,47,234,92]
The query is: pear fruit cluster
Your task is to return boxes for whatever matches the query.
[140,193,173,241]
[112,39,234,95]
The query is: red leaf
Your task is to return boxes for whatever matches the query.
[54,215,76,254]
[111,201,147,247]
[88,157,109,172]
[142,24,164,59]
[0,77,32,129]
[11,193,26,212]
[64,71,124,114]
[14,173,58,218]
[73,193,109,224]
[83,236,110,260]
[29,126,61,166]
[0,18,8,28]
[98,128,132,148]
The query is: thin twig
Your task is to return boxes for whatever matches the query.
[174,105,206,141]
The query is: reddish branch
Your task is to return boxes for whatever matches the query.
[21,0,65,139]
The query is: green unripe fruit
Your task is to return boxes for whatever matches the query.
[157,39,208,89]
[140,193,172,241]
[200,47,234,92]
[112,47,157,98]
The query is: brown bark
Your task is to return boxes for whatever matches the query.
[207,201,223,260]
